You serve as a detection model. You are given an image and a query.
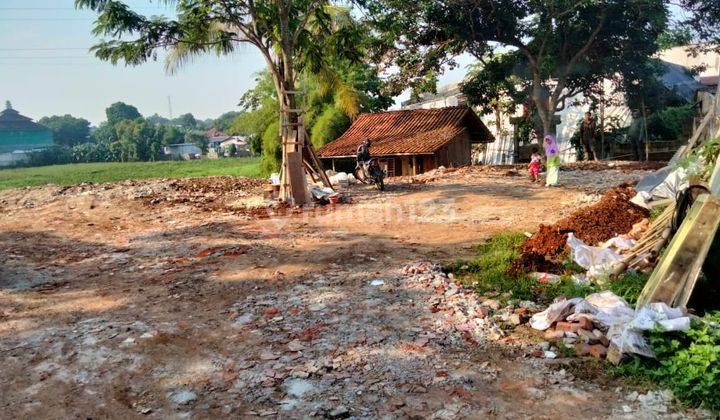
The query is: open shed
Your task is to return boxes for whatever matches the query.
[317,106,494,176]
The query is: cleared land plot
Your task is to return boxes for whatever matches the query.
[1,164,697,418]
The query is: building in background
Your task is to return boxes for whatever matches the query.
[163,142,202,159]
[401,48,712,164]
[0,101,54,167]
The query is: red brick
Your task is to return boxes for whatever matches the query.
[575,343,591,357]
[544,329,565,340]
[588,344,607,359]
[577,317,594,331]
[514,307,529,316]
[555,321,581,333]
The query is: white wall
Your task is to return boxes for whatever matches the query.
[659,46,720,80]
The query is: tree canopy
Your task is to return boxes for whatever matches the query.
[38,114,91,147]
[105,102,143,125]
[362,0,668,135]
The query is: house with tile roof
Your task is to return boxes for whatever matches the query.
[317,106,494,176]
[0,101,54,167]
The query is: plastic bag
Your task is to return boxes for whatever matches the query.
[603,236,636,251]
[529,298,584,330]
[631,167,688,208]
[567,233,622,270]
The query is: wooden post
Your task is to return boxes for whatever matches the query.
[636,194,720,308]
[642,99,650,161]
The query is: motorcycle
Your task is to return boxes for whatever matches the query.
[355,158,386,191]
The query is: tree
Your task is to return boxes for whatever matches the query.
[677,1,720,51]
[77,0,367,203]
[38,114,91,147]
[213,111,242,132]
[185,132,208,154]
[163,126,185,145]
[310,106,350,148]
[226,143,238,157]
[147,113,170,125]
[363,0,667,136]
[656,27,694,51]
[92,122,118,144]
[105,102,142,125]
[174,113,197,128]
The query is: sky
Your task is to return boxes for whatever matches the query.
[0,0,472,125]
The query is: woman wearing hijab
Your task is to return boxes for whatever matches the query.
[543,134,560,187]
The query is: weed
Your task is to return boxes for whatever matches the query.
[649,204,669,221]
[604,271,648,305]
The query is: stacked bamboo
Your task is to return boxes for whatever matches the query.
[610,203,675,274]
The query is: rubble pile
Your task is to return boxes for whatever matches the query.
[140,176,267,209]
[514,186,649,273]
[402,261,542,342]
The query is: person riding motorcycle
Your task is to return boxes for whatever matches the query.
[356,138,373,176]
[355,138,385,190]
[356,138,372,164]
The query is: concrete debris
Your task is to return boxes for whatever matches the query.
[169,389,198,406]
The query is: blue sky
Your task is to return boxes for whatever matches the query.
[0,0,472,125]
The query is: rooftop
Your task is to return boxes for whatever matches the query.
[318,106,494,158]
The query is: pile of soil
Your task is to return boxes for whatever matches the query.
[513,186,649,273]
[140,176,268,211]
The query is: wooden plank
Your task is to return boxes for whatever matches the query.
[302,127,333,189]
[636,194,720,308]
[676,111,713,160]
[709,147,720,196]
[286,151,307,206]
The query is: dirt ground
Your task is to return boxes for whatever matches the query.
[0,164,693,418]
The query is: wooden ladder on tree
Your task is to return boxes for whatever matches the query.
[279,89,333,206]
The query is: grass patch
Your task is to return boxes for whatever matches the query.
[446,232,648,305]
[649,204,669,221]
[0,157,262,190]
[446,232,596,303]
[604,271,647,305]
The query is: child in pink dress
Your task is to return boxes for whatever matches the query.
[529,147,542,182]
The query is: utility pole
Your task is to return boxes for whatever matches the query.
[167,96,173,119]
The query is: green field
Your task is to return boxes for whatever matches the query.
[0,157,262,191]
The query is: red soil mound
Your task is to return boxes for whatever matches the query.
[513,186,649,273]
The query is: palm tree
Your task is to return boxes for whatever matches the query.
[77,0,364,204]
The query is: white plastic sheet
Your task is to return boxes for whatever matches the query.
[530,290,691,360]
[567,234,622,280]
[631,166,688,208]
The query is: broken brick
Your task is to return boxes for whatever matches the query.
[544,329,565,340]
[555,321,581,333]
[588,344,607,359]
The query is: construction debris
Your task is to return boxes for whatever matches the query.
[529,291,691,363]
[514,186,649,273]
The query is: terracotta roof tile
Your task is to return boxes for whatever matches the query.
[317,106,494,158]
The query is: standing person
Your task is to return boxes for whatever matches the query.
[627,110,646,161]
[543,134,560,187]
[528,147,542,182]
[579,111,597,161]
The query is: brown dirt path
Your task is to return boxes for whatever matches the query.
[0,167,690,418]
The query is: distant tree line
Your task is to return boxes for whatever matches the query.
[25,102,242,167]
